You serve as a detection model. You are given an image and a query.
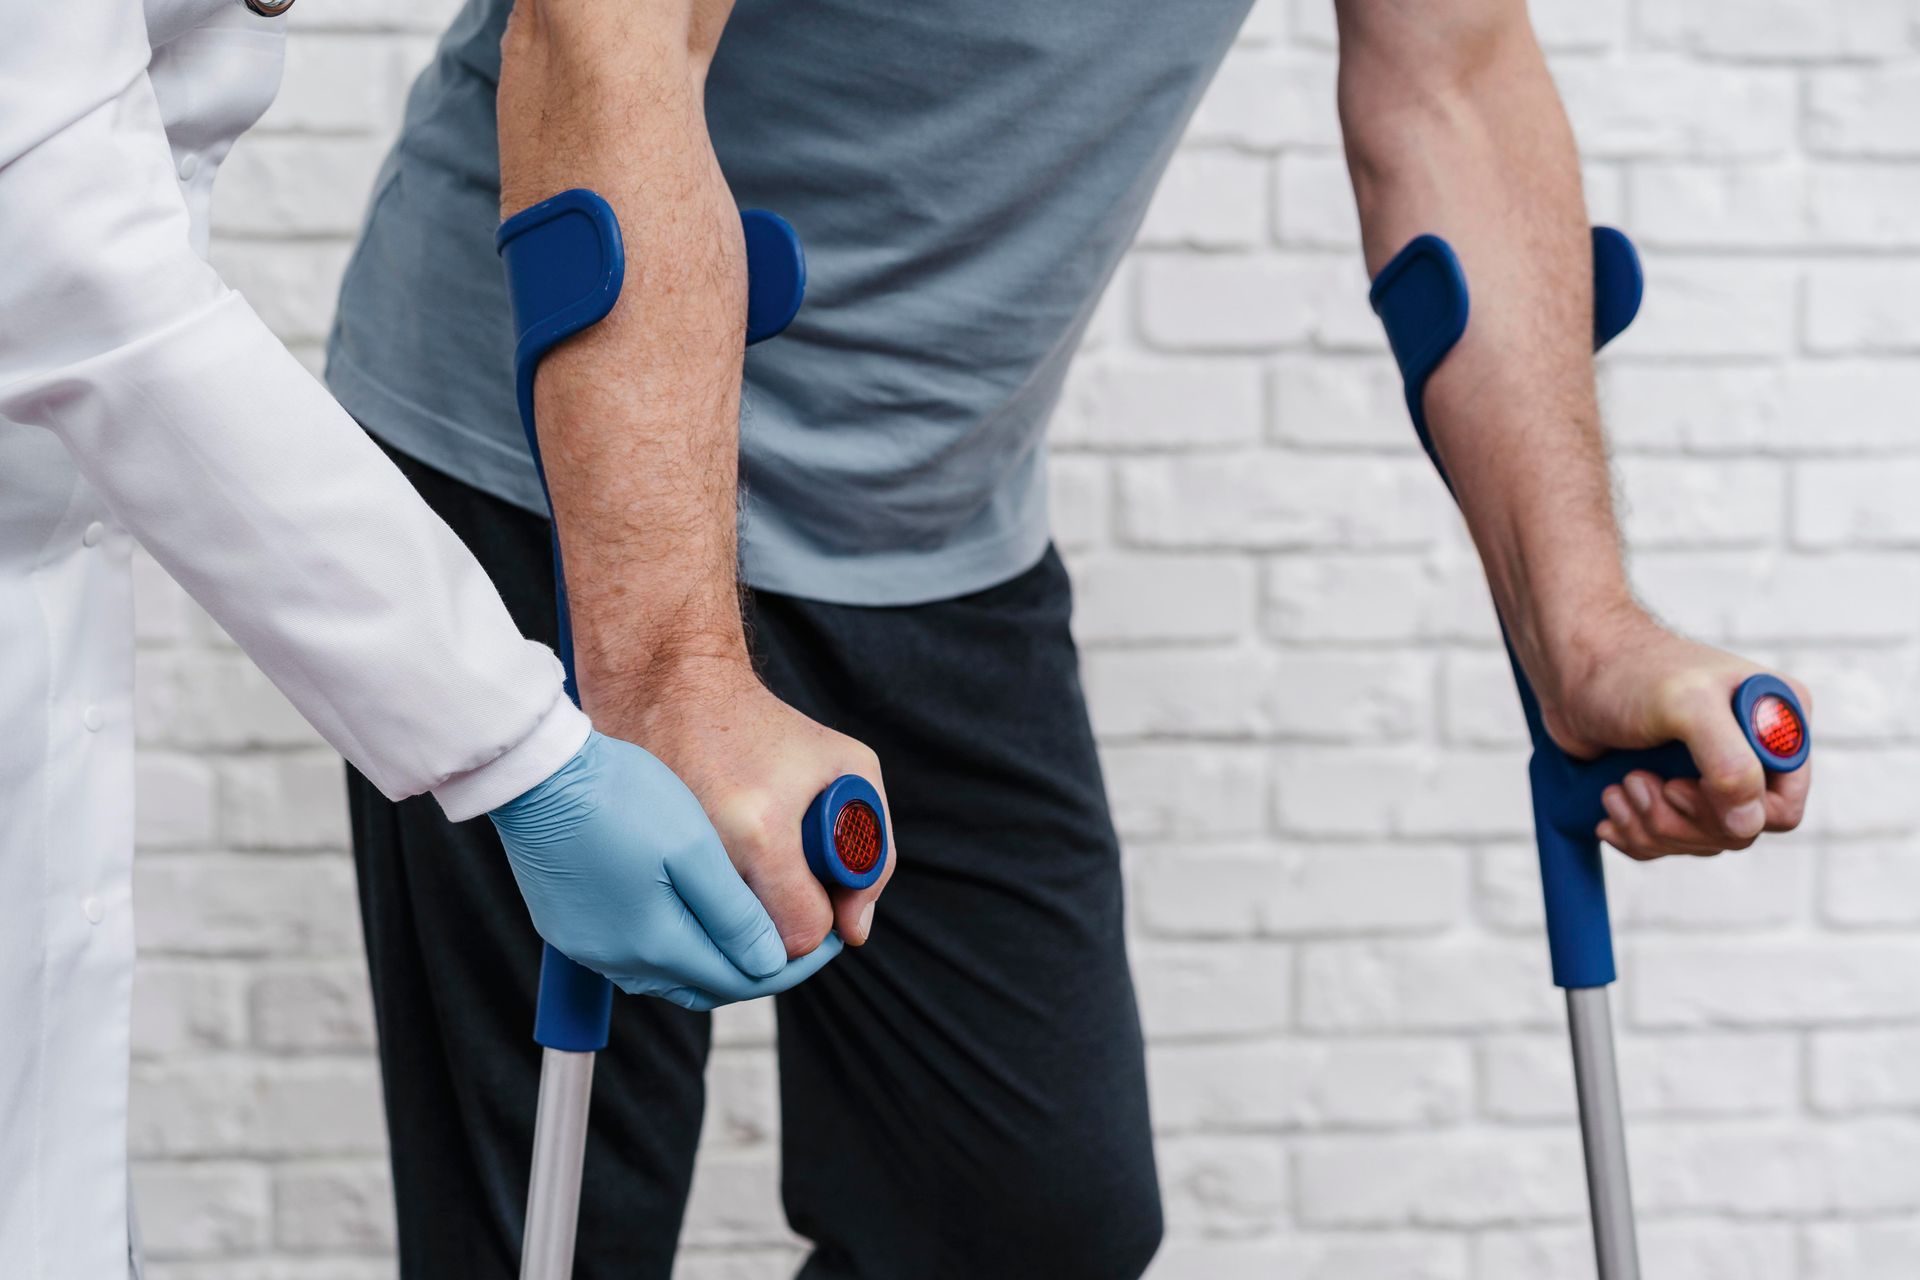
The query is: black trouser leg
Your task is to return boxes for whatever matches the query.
[351,443,1161,1279]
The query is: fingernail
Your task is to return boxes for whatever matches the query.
[1727,801,1765,839]
[1603,789,1632,827]
[857,901,876,943]
[1624,775,1653,813]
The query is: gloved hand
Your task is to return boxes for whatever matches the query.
[489,730,842,1009]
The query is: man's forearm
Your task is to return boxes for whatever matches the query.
[1336,0,1633,710]
[498,0,749,718]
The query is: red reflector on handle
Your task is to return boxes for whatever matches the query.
[1751,693,1804,759]
[833,800,882,875]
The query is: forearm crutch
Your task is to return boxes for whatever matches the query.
[497,190,888,1279]
[1370,230,1812,1279]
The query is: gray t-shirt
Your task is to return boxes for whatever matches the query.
[326,0,1253,605]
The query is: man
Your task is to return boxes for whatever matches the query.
[0,3,839,1273]
[328,1,1815,1275]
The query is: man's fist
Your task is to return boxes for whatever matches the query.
[1537,617,1812,861]
[604,656,895,957]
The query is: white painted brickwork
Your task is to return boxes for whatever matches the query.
[131,0,1920,1274]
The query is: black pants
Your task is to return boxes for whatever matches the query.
[348,445,1162,1279]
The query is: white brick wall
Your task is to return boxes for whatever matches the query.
[131,0,1920,1274]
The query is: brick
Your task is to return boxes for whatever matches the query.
[130,1059,385,1158]
[1189,51,1340,151]
[1270,354,1414,449]
[261,34,436,135]
[1101,744,1269,840]
[1804,1219,1920,1280]
[1084,648,1432,741]
[1056,357,1264,450]
[1811,1027,1920,1112]
[1151,1235,1469,1280]
[1136,254,1350,352]
[1823,841,1920,925]
[1139,151,1270,250]
[1133,942,1292,1038]
[1629,162,1806,248]
[1298,939,1558,1032]
[138,752,219,850]
[1630,553,1920,645]
[1809,163,1920,246]
[1294,1131,1585,1226]
[1133,844,1468,938]
[1117,452,1454,549]
[1049,456,1109,551]
[132,961,250,1058]
[131,1162,271,1259]
[1809,66,1920,156]
[1479,1032,1799,1121]
[273,1161,395,1252]
[1778,647,1920,744]
[251,964,377,1052]
[208,240,354,345]
[1155,1134,1287,1234]
[1639,0,1909,59]
[214,136,388,238]
[1634,1120,1920,1215]
[1796,458,1920,547]
[219,753,350,850]
[135,854,361,956]
[1629,939,1920,1026]
[136,650,319,752]
[1807,261,1920,353]
[1070,554,1256,643]
[1271,747,1531,840]
[1274,152,1357,249]
[679,1148,796,1249]
[1555,62,1796,159]
[1149,1038,1471,1130]
[1480,1222,1798,1280]
[705,1048,781,1146]
[1264,547,1500,645]
[1615,457,1785,547]
[1440,651,1528,746]
[1607,260,1797,358]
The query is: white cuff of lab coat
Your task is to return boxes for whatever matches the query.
[432,690,592,822]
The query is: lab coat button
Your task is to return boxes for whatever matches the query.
[83,521,104,547]
[83,704,104,732]
[82,897,103,925]
[177,152,200,182]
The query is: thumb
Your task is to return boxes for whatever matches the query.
[667,840,790,980]
[1671,681,1766,840]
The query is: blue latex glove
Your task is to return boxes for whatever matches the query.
[489,730,841,1009]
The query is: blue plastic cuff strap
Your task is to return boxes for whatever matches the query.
[1370,229,1806,991]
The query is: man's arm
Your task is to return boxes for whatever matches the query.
[497,0,888,950]
[1333,0,1811,857]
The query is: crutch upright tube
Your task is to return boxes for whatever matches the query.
[1370,231,1811,1279]
[499,190,880,1279]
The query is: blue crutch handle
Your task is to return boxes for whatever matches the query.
[499,188,868,1054]
[1370,229,1810,990]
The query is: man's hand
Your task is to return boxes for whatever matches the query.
[489,730,843,1009]
[602,657,893,956]
[1533,608,1813,860]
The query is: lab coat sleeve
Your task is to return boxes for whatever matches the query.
[0,60,588,820]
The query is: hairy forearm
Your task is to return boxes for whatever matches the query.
[1337,0,1635,707]
[498,0,749,719]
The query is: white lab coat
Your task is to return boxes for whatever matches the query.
[0,3,590,1273]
